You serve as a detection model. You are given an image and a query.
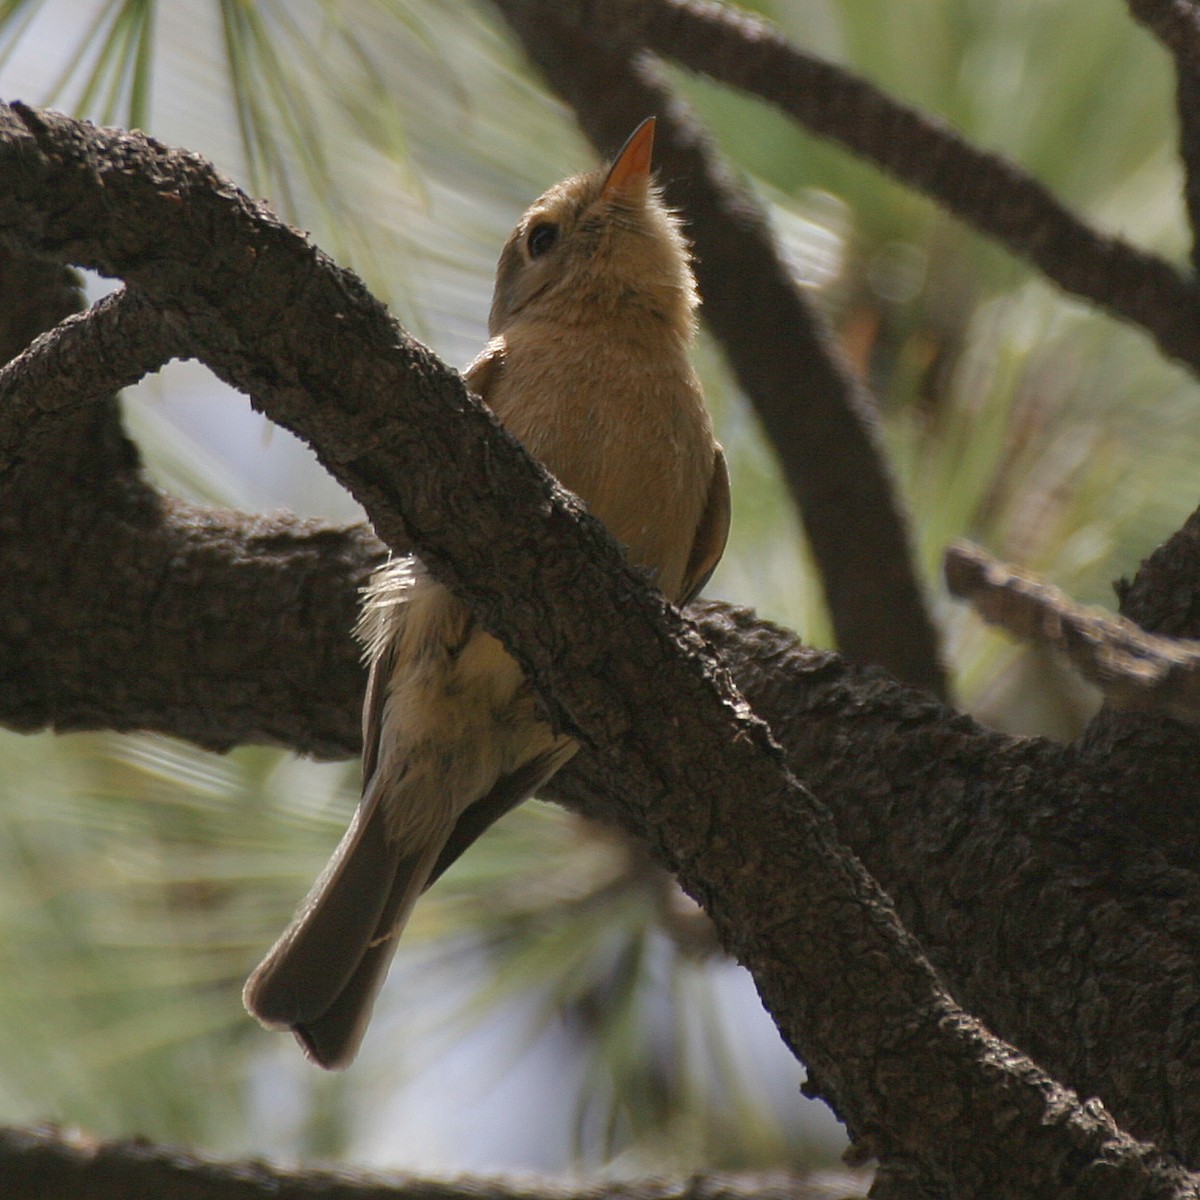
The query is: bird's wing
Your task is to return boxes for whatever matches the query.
[424,736,577,890]
[359,637,394,787]
[462,336,507,402]
[679,445,731,606]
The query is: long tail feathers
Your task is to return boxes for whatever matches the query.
[244,739,576,1069]
[243,783,441,1070]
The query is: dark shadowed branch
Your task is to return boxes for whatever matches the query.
[1128,0,1200,75]
[1177,67,1200,272]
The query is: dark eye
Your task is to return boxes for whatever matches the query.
[526,222,558,259]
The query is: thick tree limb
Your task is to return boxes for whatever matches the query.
[3,103,1195,1196]
[1073,506,1200,870]
[1116,507,1200,638]
[488,4,947,699]
[0,1124,869,1200]
[669,607,1200,1162]
[944,539,1200,724]
[0,275,380,754]
[497,0,1200,374]
[0,492,379,755]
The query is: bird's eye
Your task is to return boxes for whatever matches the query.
[526,222,558,259]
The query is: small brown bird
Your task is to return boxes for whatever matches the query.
[243,119,730,1069]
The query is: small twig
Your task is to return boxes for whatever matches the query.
[946,540,1200,724]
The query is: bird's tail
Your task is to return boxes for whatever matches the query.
[243,777,443,1070]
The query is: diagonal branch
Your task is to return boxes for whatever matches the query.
[945,539,1200,725]
[1,101,1192,1195]
[490,5,947,698]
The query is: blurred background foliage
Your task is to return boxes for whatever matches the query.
[0,0,1191,1176]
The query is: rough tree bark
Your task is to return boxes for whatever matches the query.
[2,1,1200,1197]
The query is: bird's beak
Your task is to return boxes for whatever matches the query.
[601,117,656,198]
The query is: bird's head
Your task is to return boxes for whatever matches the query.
[488,118,698,339]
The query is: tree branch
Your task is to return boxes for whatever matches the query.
[944,539,1200,724]
[1177,67,1200,272]
[0,284,185,476]
[556,600,1200,1163]
[3,101,1194,1194]
[488,4,947,698]
[0,263,378,754]
[0,1124,869,1200]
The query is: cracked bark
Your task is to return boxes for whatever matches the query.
[2,35,1200,1199]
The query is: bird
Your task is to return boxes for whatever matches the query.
[243,118,730,1069]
